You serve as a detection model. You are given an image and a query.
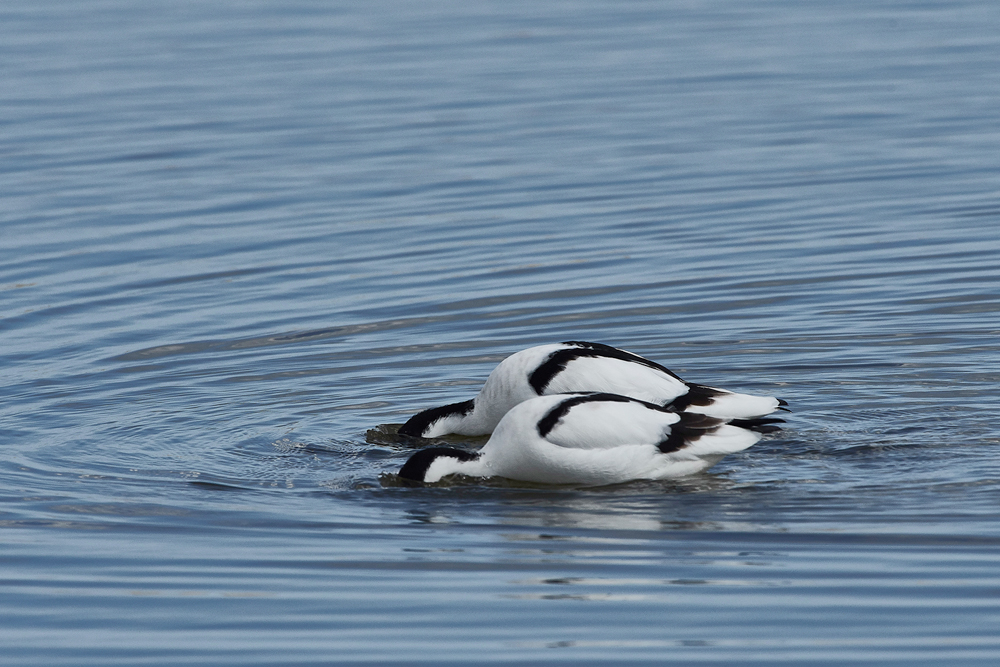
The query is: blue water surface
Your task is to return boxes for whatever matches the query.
[3,0,1000,664]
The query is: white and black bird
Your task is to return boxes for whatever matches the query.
[398,341,786,438]
[397,392,781,485]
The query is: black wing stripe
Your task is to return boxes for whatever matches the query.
[536,393,636,438]
[729,417,785,434]
[528,341,685,394]
[657,412,725,453]
[665,383,725,411]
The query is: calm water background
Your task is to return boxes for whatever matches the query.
[4,0,1000,664]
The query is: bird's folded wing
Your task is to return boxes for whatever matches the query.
[543,398,681,450]
[544,355,689,403]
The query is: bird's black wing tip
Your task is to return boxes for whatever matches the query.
[730,416,786,433]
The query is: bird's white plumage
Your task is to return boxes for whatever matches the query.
[403,341,784,438]
[408,393,762,486]
[542,354,688,404]
[541,398,680,450]
[461,343,559,432]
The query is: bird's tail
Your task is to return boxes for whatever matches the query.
[728,416,786,434]
[673,383,788,420]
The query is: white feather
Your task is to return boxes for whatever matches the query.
[543,355,688,404]
[541,399,680,450]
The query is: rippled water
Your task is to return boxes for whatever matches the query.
[4,0,1000,664]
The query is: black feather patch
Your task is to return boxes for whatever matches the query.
[666,383,725,411]
[657,412,725,454]
[528,341,685,395]
[536,392,666,439]
[398,399,475,437]
[729,417,786,434]
[398,446,480,482]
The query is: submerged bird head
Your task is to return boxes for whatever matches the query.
[397,399,476,438]
[398,446,481,483]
